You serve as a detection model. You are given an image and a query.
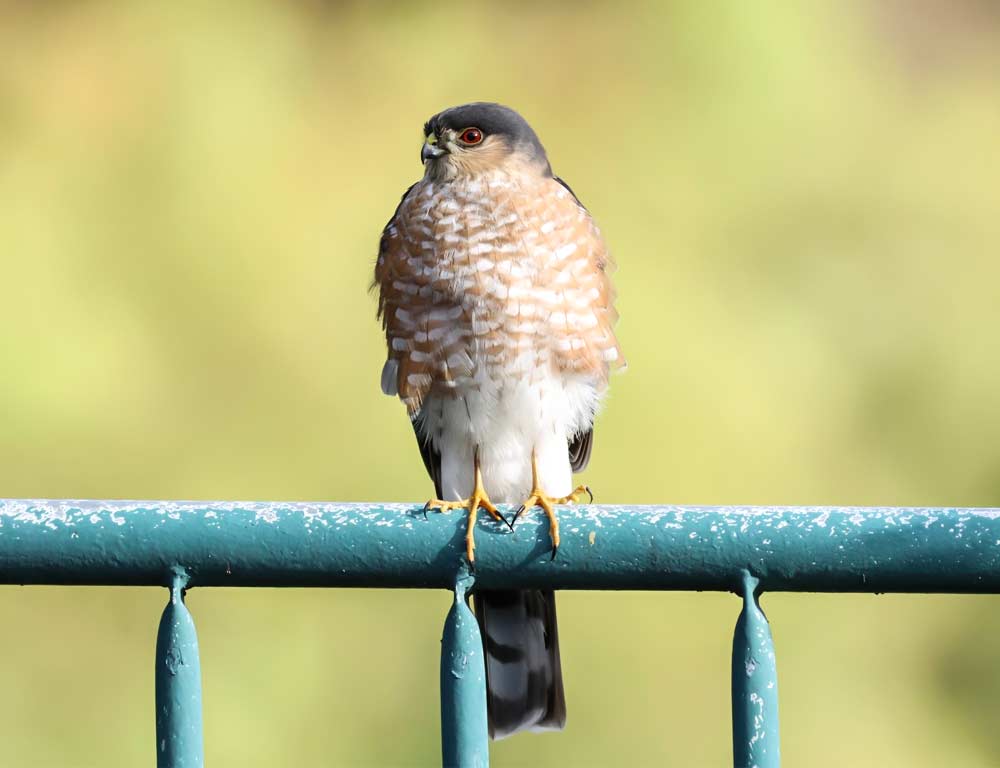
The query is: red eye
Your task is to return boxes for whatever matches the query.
[459,128,483,145]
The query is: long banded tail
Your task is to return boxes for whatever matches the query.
[474,589,566,740]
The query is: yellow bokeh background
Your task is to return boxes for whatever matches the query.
[2,1,1000,766]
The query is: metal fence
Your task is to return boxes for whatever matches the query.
[2,500,999,768]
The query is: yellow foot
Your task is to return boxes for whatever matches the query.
[552,485,595,506]
[512,454,594,560]
[423,453,506,566]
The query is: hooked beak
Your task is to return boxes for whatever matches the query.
[421,141,447,164]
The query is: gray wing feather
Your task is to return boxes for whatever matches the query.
[568,429,593,473]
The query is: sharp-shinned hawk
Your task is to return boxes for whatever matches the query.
[374,102,623,740]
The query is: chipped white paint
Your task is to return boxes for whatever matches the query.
[2,501,1000,592]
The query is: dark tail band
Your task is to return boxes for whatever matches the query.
[474,589,566,740]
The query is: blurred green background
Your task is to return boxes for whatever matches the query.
[2,1,1000,766]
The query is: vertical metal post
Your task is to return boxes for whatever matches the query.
[155,574,205,768]
[440,566,489,768]
[732,571,780,768]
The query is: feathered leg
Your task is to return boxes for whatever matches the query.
[424,448,507,564]
[511,450,592,559]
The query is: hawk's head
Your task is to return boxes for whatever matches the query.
[421,102,551,180]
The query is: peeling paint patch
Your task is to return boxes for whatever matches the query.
[2,501,1000,592]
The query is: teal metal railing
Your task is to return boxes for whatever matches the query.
[2,501,999,767]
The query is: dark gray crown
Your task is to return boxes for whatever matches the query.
[424,102,550,170]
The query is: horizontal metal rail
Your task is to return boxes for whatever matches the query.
[2,501,999,591]
[2,500,999,768]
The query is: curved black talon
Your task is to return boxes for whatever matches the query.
[421,501,430,520]
[510,505,526,529]
[495,509,510,529]
[550,544,559,561]
[584,486,594,504]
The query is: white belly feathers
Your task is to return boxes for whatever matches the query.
[418,374,599,504]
